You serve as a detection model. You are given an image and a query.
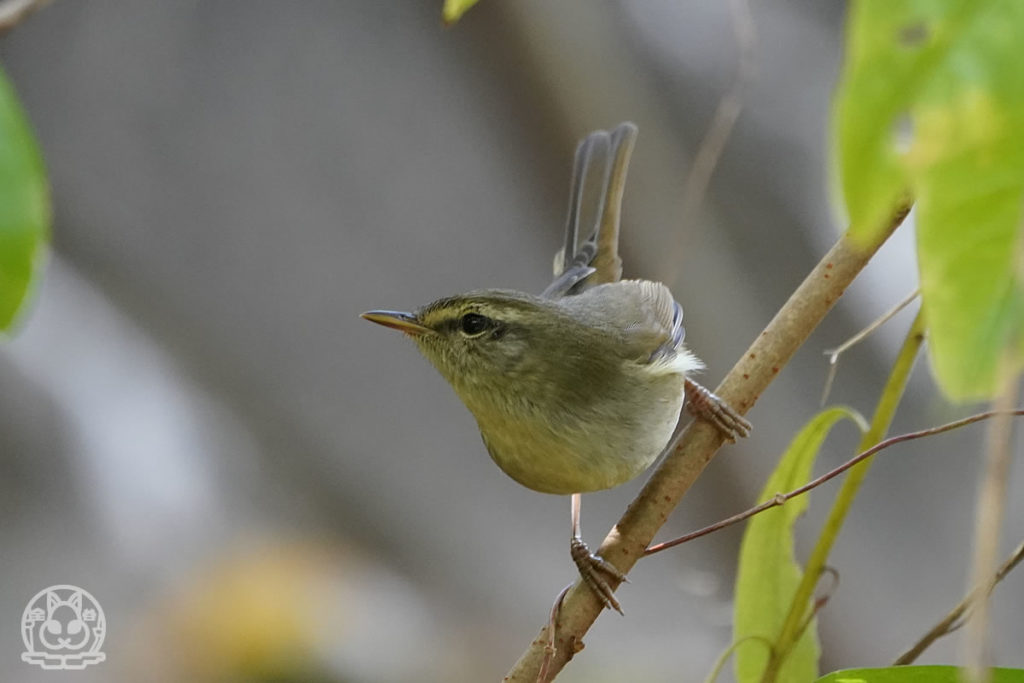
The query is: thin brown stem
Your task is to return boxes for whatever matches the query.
[819,288,920,406]
[963,369,1020,682]
[895,541,1024,665]
[644,410,1024,555]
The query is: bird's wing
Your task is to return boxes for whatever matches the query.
[542,122,638,299]
[620,280,685,362]
[565,280,686,363]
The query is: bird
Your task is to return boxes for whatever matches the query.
[362,122,750,612]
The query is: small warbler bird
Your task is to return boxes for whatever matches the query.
[362,122,750,612]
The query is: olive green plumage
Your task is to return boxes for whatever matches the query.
[399,282,702,494]
[363,122,706,494]
[363,123,751,614]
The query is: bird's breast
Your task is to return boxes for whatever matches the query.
[468,371,686,495]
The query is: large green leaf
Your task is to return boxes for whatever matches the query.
[816,666,1024,683]
[834,0,1024,400]
[733,407,867,683]
[0,64,49,334]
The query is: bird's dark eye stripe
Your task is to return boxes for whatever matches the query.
[459,312,491,335]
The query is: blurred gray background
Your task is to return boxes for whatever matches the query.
[0,1,1021,681]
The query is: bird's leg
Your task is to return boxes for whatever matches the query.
[569,492,627,614]
[684,378,752,441]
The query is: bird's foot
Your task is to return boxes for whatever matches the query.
[684,378,752,441]
[570,536,627,614]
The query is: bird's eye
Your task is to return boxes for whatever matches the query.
[459,313,491,336]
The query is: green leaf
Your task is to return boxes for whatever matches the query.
[816,665,1024,683]
[834,0,1024,400]
[733,407,868,683]
[441,0,481,26]
[0,64,50,334]
[834,0,985,241]
[704,637,769,683]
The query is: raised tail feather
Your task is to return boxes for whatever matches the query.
[542,122,638,299]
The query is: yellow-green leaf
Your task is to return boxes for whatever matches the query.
[0,65,50,334]
[734,407,868,683]
[834,0,1024,400]
[442,0,481,26]
[816,665,1024,683]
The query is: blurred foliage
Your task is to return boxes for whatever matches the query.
[440,0,479,26]
[834,0,1024,400]
[733,407,867,683]
[163,544,346,683]
[442,0,482,26]
[816,665,1024,682]
[0,63,50,334]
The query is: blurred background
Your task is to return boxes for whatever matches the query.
[0,1,1021,681]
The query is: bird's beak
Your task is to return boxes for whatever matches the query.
[360,310,434,336]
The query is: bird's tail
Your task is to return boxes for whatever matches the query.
[542,122,638,298]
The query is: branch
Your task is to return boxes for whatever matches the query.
[0,0,50,35]
[895,540,1024,665]
[645,410,1024,556]
[819,288,919,406]
[963,364,1020,682]
[677,0,756,234]
[504,203,912,681]
[665,0,756,283]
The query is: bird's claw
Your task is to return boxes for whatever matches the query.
[684,378,752,441]
[570,536,626,614]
